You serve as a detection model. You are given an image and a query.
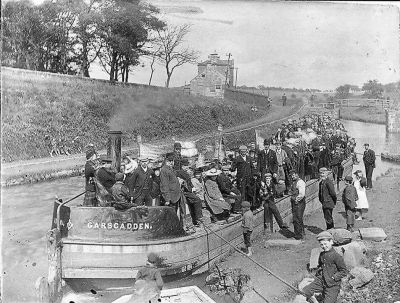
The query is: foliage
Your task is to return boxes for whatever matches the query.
[362,80,384,99]
[335,84,351,99]
[1,69,268,162]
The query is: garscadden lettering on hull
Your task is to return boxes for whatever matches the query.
[87,221,152,231]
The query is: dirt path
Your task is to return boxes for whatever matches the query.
[1,97,306,185]
[172,168,400,303]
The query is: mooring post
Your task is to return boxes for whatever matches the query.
[108,130,122,173]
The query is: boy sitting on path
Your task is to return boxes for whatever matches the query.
[242,201,254,257]
[303,231,347,303]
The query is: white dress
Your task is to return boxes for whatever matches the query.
[354,179,369,209]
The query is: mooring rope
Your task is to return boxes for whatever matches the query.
[201,223,304,297]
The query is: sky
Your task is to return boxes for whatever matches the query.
[89,1,399,90]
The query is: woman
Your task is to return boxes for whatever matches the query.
[353,170,369,220]
[203,168,231,222]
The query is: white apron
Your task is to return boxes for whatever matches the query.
[354,179,369,209]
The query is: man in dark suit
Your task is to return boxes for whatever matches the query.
[126,156,155,206]
[231,145,252,199]
[217,165,242,213]
[257,139,278,180]
[173,142,183,171]
[318,167,337,230]
[362,143,376,189]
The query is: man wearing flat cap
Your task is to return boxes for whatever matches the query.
[126,156,155,206]
[362,143,375,189]
[318,167,337,230]
[231,145,252,199]
[257,139,278,180]
[342,175,358,232]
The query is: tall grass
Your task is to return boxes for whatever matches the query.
[1,68,268,162]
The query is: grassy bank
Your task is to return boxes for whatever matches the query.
[2,68,275,162]
[339,106,386,124]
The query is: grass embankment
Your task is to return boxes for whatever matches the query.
[2,68,274,163]
[339,106,386,124]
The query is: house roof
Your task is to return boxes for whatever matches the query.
[198,59,234,66]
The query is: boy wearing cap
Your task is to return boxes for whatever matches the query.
[242,201,254,257]
[341,175,358,232]
[111,172,132,206]
[303,231,347,303]
[135,252,164,292]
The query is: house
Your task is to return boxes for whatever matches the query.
[189,53,235,98]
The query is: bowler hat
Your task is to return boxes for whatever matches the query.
[344,175,353,182]
[364,143,369,146]
[147,252,158,264]
[165,152,175,161]
[317,231,333,241]
[86,149,96,160]
[181,158,190,166]
[174,142,182,149]
[264,138,272,145]
[241,201,251,208]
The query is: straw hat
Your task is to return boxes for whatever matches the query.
[204,167,222,177]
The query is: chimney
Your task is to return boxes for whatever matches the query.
[209,52,220,64]
[107,130,122,172]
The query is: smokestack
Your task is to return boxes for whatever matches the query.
[107,130,122,172]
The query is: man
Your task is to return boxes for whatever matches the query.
[160,153,185,222]
[231,145,252,199]
[342,175,358,232]
[173,142,183,171]
[84,149,98,206]
[282,93,287,106]
[257,139,278,179]
[289,170,306,240]
[362,143,376,189]
[260,172,288,230]
[318,167,337,230]
[217,165,242,213]
[275,141,291,194]
[126,156,155,206]
[96,157,116,192]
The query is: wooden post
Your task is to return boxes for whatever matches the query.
[137,134,142,158]
[108,130,122,173]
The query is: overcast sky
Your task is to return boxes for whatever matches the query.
[89,1,400,90]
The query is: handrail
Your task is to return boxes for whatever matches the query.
[56,191,86,230]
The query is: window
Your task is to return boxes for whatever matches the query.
[201,74,205,78]
[215,85,221,90]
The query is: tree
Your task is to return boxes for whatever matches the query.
[335,84,351,99]
[96,0,164,82]
[156,24,199,88]
[362,80,384,98]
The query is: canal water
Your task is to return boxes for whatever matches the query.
[2,120,400,303]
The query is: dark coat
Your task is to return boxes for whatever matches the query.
[160,165,181,204]
[97,167,116,191]
[363,149,376,168]
[257,149,278,176]
[317,248,348,287]
[319,149,331,169]
[318,178,337,209]
[85,160,96,192]
[111,181,131,203]
[260,180,277,203]
[216,172,234,196]
[173,152,183,171]
[231,155,252,187]
[342,184,358,210]
[125,166,155,200]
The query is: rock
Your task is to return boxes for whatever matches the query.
[359,227,387,241]
[206,272,219,285]
[298,277,314,292]
[292,294,308,303]
[339,241,367,269]
[349,266,374,289]
[265,239,303,246]
[225,275,235,287]
[328,228,353,245]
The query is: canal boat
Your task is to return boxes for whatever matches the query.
[38,131,354,303]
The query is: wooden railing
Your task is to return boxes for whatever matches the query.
[336,98,392,109]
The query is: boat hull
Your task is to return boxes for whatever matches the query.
[55,159,353,291]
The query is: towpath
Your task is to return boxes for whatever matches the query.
[1,97,308,186]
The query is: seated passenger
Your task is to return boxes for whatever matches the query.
[216,165,242,213]
[203,168,231,222]
[150,161,162,206]
[111,173,136,210]
[191,168,205,205]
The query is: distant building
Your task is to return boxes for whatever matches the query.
[189,53,235,98]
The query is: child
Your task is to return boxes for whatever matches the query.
[341,175,358,232]
[135,252,163,291]
[242,201,254,257]
[303,231,347,303]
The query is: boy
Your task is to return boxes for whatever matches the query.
[341,175,358,232]
[303,231,347,303]
[242,201,254,257]
[135,252,164,291]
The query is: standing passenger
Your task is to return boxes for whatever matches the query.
[231,145,252,199]
[126,157,155,206]
[289,170,306,240]
[362,143,376,189]
[84,149,98,206]
[341,175,358,232]
[242,201,254,257]
[318,167,337,230]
